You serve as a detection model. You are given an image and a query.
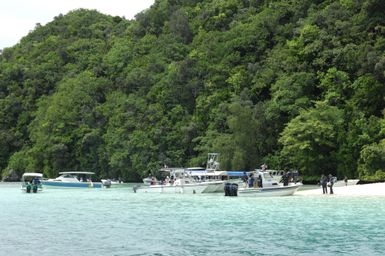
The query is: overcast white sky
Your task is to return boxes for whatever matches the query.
[0,0,155,50]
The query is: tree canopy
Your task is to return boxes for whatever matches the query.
[1,1,385,182]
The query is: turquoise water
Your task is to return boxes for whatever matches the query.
[1,183,385,256]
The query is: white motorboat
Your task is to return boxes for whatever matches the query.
[333,179,359,187]
[185,153,227,193]
[237,183,302,197]
[42,171,104,188]
[140,153,227,193]
[186,169,227,193]
[21,173,43,193]
[101,179,124,188]
[227,170,302,197]
[134,168,220,194]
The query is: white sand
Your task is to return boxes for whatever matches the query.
[296,183,385,196]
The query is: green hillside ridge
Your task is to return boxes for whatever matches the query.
[1,0,385,182]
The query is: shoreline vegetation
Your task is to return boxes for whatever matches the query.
[1,1,385,183]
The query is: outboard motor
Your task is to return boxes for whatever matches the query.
[26,184,31,193]
[224,183,230,196]
[32,185,38,193]
[230,183,238,196]
[224,183,238,196]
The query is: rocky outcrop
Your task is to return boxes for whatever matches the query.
[1,169,20,182]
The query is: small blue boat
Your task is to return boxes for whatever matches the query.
[42,171,103,188]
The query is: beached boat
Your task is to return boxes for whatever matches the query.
[42,171,103,188]
[21,173,43,193]
[333,179,360,187]
[227,170,302,197]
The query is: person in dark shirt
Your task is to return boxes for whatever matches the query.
[320,174,328,194]
[328,174,336,194]
[242,172,248,188]
[281,171,289,186]
[257,175,263,188]
[248,173,255,188]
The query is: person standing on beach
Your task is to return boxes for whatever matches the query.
[344,176,348,186]
[320,174,328,194]
[328,174,336,194]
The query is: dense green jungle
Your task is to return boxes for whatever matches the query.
[1,0,385,183]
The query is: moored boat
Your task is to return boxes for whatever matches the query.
[134,168,219,194]
[333,179,360,187]
[42,171,103,188]
[186,153,227,193]
[101,179,125,188]
[21,173,43,193]
[226,170,302,197]
[139,153,227,193]
[237,184,302,197]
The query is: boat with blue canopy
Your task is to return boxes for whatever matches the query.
[42,171,103,188]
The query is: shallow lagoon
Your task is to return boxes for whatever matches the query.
[1,183,385,256]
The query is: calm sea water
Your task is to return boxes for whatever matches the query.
[1,182,385,256]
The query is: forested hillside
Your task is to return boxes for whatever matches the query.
[1,0,385,182]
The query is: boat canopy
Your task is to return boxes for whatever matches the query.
[22,173,43,178]
[226,171,250,177]
[187,170,227,176]
[59,171,95,175]
[159,168,186,173]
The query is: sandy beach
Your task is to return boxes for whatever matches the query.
[296,182,385,196]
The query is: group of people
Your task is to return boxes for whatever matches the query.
[149,175,176,185]
[320,174,337,194]
[242,172,263,188]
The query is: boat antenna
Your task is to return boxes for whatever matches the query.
[206,153,220,171]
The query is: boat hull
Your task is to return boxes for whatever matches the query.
[42,181,103,188]
[237,184,301,197]
[333,179,359,187]
[201,181,225,193]
[135,183,209,194]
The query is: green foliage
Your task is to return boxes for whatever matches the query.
[1,2,385,181]
[4,149,34,178]
[357,139,385,178]
[279,103,344,176]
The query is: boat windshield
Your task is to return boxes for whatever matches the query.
[62,174,77,178]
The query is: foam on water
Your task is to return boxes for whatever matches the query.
[1,183,384,255]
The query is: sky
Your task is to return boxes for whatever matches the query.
[0,0,155,50]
